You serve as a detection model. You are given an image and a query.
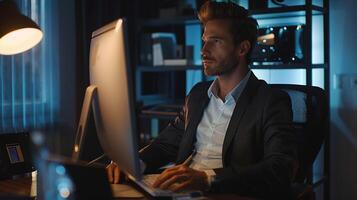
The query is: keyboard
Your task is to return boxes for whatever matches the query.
[142,174,160,186]
[137,174,175,196]
[135,174,203,198]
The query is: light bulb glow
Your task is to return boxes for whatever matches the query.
[0,28,43,55]
[59,187,71,198]
[257,33,275,45]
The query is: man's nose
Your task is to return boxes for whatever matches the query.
[201,42,208,56]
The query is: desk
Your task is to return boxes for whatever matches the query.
[0,176,36,199]
[0,176,257,200]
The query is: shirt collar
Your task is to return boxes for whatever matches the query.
[207,70,251,102]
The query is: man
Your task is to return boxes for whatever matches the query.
[107,1,297,199]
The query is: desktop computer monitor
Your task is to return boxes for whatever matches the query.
[72,19,201,198]
[73,18,142,180]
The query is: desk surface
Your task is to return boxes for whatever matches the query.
[0,176,36,199]
[0,176,257,200]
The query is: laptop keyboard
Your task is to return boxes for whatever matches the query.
[140,174,174,195]
[142,174,160,186]
[138,174,203,198]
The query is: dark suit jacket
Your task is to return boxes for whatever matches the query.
[139,73,297,199]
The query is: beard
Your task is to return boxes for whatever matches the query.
[203,56,239,77]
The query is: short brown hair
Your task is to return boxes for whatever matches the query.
[198,1,258,64]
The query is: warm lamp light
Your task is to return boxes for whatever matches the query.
[0,0,43,55]
[257,33,275,45]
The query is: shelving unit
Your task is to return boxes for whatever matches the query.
[134,3,329,104]
[135,21,204,106]
[249,3,330,199]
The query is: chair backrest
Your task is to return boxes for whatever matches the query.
[270,84,328,184]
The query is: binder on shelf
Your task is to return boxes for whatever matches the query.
[163,59,187,66]
[140,32,177,66]
[153,43,164,66]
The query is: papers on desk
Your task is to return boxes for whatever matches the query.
[111,184,144,198]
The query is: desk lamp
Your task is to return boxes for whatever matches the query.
[0,0,43,55]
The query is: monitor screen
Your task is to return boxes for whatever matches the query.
[6,143,24,164]
[88,18,142,180]
[0,132,34,178]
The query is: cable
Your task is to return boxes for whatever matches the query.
[85,154,107,166]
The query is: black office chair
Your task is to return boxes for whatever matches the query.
[270,84,328,200]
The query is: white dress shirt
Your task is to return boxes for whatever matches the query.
[190,71,251,181]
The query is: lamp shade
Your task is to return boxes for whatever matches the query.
[0,0,43,55]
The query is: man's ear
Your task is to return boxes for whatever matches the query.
[236,40,251,57]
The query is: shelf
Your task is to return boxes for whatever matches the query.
[139,112,177,120]
[251,63,327,69]
[137,65,202,72]
[249,5,326,18]
[138,64,326,71]
[139,104,182,119]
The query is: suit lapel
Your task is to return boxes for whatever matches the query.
[177,83,210,163]
[222,74,260,163]
[186,95,209,142]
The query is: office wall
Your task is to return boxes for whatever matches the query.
[59,0,77,153]
[330,0,357,199]
[44,0,77,155]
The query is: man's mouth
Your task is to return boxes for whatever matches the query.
[202,59,214,64]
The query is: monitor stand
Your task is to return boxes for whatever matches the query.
[72,85,98,161]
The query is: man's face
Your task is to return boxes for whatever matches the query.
[201,19,240,76]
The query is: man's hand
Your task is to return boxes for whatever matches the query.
[152,164,209,192]
[106,162,121,184]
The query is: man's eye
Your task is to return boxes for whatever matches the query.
[213,39,222,44]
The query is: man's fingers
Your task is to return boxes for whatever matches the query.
[170,180,191,192]
[161,165,181,173]
[113,165,120,184]
[106,164,114,183]
[153,166,208,192]
[153,171,176,187]
[106,162,121,184]
[159,174,189,190]
[153,167,187,187]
